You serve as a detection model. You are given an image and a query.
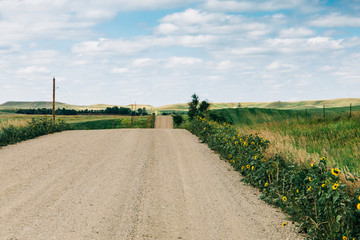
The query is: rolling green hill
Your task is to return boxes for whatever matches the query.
[1,98,359,113]
[211,105,360,125]
[0,101,154,111]
[158,98,360,111]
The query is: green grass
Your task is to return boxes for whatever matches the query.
[187,117,360,239]
[71,116,152,129]
[212,107,360,174]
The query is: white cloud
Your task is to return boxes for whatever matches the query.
[279,27,315,38]
[165,57,203,68]
[203,0,305,12]
[112,67,129,73]
[156,8,269,37]
[266,61,297,72]
[16,66,50,74]
[72,35,218,56]
[310,13,360,27]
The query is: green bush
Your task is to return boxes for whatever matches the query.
[172,114,184,127]
[0,117,72,146]
[187,116,360,240]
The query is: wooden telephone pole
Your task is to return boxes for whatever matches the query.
[52,77,55,122]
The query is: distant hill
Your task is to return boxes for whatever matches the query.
[1,98,359,112]
[158,98,360,111]
[0,101,155,111]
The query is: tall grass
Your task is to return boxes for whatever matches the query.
[214,108,360,175]
[187,117,360,239]
[0,117,72,146]
[242,113,360,175]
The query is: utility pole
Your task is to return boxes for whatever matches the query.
[52,77,55,122]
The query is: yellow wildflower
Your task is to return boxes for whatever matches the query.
[282,196,287,202]
[343,236,348,240]
[332,183,339,190]
[309,177,312,182]
[296,189,299,193]
[311,163,314,167]
[282,221,287,227]
[357,203,360,210]
[308,186,312,191]
[246,165,250,169]
[331,168,340,177]
[264,182,269,187]
[321,184,326,188]
[251,166,254,171]
[241,166,245,170]
[321,157,326,161]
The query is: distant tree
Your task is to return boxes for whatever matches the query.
[173,114,184,126]
[188,94,210,120]
[188,94,200,120]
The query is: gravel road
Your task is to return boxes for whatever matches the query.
[154,116,173,129]
[0,129,302,240]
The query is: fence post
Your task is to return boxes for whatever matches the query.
[52,77,55,122]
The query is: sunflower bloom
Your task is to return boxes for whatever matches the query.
[332,183,339,190]
[246,165,250,169]
[321,157,326,161]
[296,189,299,193]
[357,203,360,210]
[241,166,245,170]
[309,177,312,182]
[358,196,360,201]
[321,184,326,188]
[310,163,314,167]
[308,186,312,191]
[343,236,348,240]
[331,168,340,177]
[282,221,287,227]
[282,196,287,202]
[265,182,269,187]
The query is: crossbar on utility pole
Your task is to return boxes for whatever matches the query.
[52,77,55,122]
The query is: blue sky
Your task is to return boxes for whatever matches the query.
[1,0,360,107]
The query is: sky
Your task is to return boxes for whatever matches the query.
[0,0,360,107]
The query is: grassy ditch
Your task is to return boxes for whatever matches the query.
[71,115,153,129]
[187,116,360,240]
[213,108,360,175]
[0,117,72,147]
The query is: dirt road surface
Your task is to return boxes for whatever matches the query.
[154,116,173,129]
[0,129,302,240]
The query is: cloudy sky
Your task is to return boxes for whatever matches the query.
[1,0,360,106]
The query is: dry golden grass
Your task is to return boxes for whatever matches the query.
[239,127,360,189]
[0,114,35,130]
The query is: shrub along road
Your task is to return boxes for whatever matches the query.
[0,129,302,239]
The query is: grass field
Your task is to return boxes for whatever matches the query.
[158,97,360,111]
[212,108,360,175]
[0,114,153,130]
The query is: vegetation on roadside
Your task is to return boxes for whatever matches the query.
[187,116,360,240]
[0,117,72,146]
[16,106,149,116]
[212,108,360,175]
[72,115,153,130]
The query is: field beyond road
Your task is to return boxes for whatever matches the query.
[0,129,301,239]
